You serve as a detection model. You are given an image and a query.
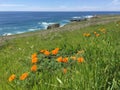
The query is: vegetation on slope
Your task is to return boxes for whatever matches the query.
[0,20,120,90]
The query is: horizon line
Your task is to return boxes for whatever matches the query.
[0,10,120,12]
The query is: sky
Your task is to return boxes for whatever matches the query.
[0,0,120,11]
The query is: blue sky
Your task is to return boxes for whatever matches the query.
[0,0,120,11]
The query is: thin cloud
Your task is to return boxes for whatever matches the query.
[0,4,25,7]
[112,0,120,5]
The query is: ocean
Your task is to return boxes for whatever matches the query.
[0,11,120,36]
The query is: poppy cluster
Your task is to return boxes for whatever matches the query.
[8,47,84,82]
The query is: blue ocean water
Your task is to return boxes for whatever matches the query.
[0,11,120,36]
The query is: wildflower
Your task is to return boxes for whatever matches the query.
[31,65,37,72]
[77,57,84,63]
[70,56,76,60]
[87,33,91,37]
[40,50,45,53]
[94,32,97,34]
[32,57,38,64]
[8,74,16,82]
[96,34,100,37]
[20,72,28,80]
[63,68,67,74]
[99,28,106,33]
[100,28,106,32]
[63,57,68,63]
[52,48,59,55]
[55,48,59,51]
[57,57,63,62]
[83,33,91,37]
[44,50,50,56]
[32,53,37,59]
[77,50,85,54]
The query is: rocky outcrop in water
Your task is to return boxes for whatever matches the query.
[47,23,60,29]
[70,18,87,22]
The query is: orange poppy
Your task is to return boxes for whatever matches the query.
[63,58,68,63]
[32,53,37,59]
[52,48,59,55]
[44,50,50,56]
[8,74,16,82]
[31,65,37,72]
[57,57,63,62]
[77,57,84,63]
[63,68,67,74]
[96,34,100,37]
[55,48,59,51]
[40,50,45,53]
[32,57,38,64]
[20,72,28,80]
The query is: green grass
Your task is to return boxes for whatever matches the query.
[0,21,120,90]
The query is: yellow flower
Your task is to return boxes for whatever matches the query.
[20,72,28,80]
[8,74,16,82]
[100,28,106,32]
[94,32,97,34]
[31,65,37,72]
[83,33,91,37]
[77,57,84,63]
[70,56,76,60]
[87,33,91,37]
[77,50,85,54]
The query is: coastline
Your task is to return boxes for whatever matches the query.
[0,15,120,45]
[1,11,120,36]
[0,13,120,90]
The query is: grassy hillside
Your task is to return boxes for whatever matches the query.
[0,18,120,90]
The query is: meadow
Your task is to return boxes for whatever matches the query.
[0,18,120,90]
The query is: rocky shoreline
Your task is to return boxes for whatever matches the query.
[0,15,120,46]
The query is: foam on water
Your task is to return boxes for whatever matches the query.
[15,31,26,34]
[3,33,12,36]
[39,22,55,29]
[0,12,120,36]
[60,20,70,27]
[84,15,94,19]
[28,28,37,31]
[72,16,82,19]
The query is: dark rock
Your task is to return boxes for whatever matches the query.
[47,23,60,29]
[70,18,87,22]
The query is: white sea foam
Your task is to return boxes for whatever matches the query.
[38,22,55,29]
[16,31,25,34]
[84,15,94,19]
[60,20,70,27]
[72,16,82,19]
[28,28,37,31]
[3,33,12,36]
